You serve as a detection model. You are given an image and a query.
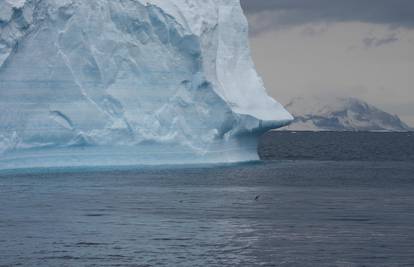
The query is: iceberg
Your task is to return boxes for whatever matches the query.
[0,0,292,170]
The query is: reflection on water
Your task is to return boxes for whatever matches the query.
[1,160,414,266]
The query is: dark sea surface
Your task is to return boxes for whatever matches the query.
[1,132,414,266]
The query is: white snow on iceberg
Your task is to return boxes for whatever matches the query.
[0,0,292,170]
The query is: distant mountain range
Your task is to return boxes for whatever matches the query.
[282,97,412,132]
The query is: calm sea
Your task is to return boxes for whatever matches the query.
[1,132,414,266]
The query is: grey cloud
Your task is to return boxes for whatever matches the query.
[363,33,399,47]
[241,0,414,31]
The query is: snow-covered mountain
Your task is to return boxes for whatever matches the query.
[283,97,412,132]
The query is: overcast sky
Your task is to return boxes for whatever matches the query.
[240,0,414,126]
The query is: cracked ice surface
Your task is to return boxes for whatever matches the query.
[0,0,292,170]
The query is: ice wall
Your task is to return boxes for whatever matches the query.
[0,0,292,170]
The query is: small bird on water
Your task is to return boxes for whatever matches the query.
[255,195,260,201]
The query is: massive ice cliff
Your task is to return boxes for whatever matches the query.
[0,0,292,170]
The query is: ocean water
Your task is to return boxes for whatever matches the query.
[1,132,414,266]
[259,131,414,161]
